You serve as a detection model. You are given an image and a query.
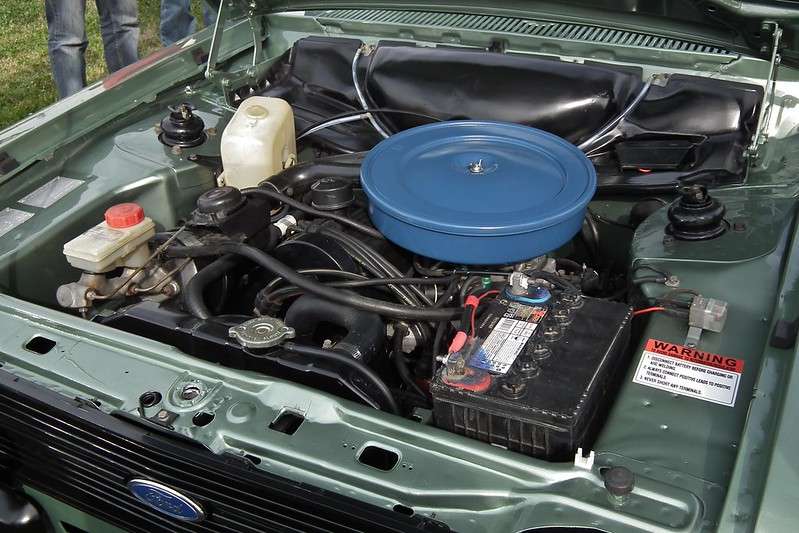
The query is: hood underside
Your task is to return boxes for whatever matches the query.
[217,0,799,64]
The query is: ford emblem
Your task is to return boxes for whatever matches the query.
[127,479,206,522]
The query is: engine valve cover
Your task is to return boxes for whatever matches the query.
[360,121,596,264]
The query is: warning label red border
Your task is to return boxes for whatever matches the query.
[633,339,744,407]
[644,339,744,373]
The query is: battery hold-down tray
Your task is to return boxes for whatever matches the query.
[431,288,632,461]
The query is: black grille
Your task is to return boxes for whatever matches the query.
[0,370,449,533]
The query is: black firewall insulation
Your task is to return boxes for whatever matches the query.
[260,36,763,187]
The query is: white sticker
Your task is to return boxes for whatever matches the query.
[469,303,548,374]
[475,317,538,374]
[0,208,33,239]
[18,176,82,208]
[633,339,744,407]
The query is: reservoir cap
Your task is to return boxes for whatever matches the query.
[105,203,145,228]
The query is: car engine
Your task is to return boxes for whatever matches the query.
[52,36,759,462]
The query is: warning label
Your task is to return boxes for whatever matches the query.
[633,339,744,407]
[470,303,547,374]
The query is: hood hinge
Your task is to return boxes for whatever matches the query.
[205,0,270,106]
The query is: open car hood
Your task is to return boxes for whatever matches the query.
[218,0,799,63]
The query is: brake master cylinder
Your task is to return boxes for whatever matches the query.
[62,203,154,273]
[57,203,176,311]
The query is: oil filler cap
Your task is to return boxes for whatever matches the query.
[105,203,145,228]
[361,121,596,264]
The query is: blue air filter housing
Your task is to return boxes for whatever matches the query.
[360,121,596,265]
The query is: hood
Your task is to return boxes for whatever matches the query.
[221,0,799,63]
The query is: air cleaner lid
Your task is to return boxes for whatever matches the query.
[361,121,596,237]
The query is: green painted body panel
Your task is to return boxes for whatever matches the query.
[0,6,797,533]
[25,486,128,533]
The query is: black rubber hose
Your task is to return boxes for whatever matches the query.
[332,276,454,288]
[264,152,366,194]
[391,325,428,401]
[261,268,370,294]
[632,276,667,285]
[555,258,584,274]
[430,276,462,377]
[282,342,400,415]
[182,254,238,319]
[255,269,373,314]
[243,187,383,240]
[285,295,385,363]
[523,270,580,293]
[315,229,421,308]
[319,227,433,307]
[261,277,456,304]
[434,275,462,309]
[167,242,461,321]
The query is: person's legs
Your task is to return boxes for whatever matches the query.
[160,0,196,46]
[45,0,88,99]
[203,2,219,28]
[95,0,139,73]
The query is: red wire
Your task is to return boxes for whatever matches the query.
[470,290,500,336]
[632,306,666,317]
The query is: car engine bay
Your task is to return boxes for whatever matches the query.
[42,36,764,463]
[1,16,798,530]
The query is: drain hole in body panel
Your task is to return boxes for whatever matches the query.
[269,410,304,435]
[192,412,214,426]
[393,504,414,516]
[25,336,56,354]
[358,445,400,471]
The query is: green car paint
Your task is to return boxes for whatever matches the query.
[1,2,799,532]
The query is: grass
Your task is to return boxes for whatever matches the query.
[0,1,207,130]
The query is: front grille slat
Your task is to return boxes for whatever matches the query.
[0,400,361,532]
[0,371,445,533]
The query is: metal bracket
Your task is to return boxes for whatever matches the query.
[204,0,229,82]
[685,326,703,348]
[205,0,271,106]
[749,22,782,157]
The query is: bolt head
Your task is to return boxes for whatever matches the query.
[181,385,202,401]
[604,466,635,496]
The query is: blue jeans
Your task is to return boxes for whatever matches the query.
[160,0,218,46]
[45,0,139,99]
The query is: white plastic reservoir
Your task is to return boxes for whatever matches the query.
[220,97,296,189]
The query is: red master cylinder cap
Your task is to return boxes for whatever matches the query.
[104,203,145,228]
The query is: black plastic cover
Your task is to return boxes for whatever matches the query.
[261,36,762,187]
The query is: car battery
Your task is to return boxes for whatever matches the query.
[431,285,632,461]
